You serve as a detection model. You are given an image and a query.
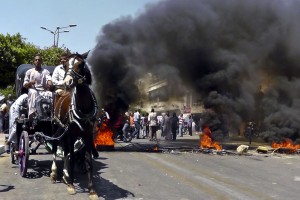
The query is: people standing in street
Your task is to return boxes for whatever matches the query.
[188,115,193,136]
[6,94,14,109]
[161,113,166,137]
[170,112,179,141]
[141,113,149,139]
[122,111,130,142]
[0,103,8,134]
[148,108,157,141]
[133,109,141,139]
[164,111,172,140]
[178,113,184,137]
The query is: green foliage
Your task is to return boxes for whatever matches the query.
[39,47,68,66]
[0,33,69,89]
[0,85,15,99]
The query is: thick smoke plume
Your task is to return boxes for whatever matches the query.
[88,0,300,142]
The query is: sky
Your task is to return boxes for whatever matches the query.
[0,0,160,53]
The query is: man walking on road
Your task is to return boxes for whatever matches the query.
[133,109,141,139]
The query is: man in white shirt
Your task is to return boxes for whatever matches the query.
[23,55,52,119]
[52,54,69,95]
[6,94,28,144]
[133,109,141,139]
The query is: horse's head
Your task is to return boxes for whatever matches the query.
[64,53,92,88]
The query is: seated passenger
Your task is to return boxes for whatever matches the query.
[23,55,53,119]
[51,54,69,95]
[6,94,28,144]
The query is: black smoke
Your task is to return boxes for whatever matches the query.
[88,0,300,143]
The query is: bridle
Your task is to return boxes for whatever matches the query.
[65,56,88,87]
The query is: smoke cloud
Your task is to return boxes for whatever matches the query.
[88,0,300,142]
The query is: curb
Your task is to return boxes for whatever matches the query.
[0,144,5,155]
[0,134,8,155]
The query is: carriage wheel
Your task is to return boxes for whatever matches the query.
[18,131,29,177]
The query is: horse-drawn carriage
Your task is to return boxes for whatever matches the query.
[9,54,99,199]
[10,64,56,176]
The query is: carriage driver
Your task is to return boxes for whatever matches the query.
[23,55,53,120]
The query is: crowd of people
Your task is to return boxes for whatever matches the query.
[116,108,201,142]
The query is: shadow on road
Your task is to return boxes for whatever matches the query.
[19,156,135,199]
[0,184,15,192]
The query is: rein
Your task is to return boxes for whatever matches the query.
[69,86,98,131]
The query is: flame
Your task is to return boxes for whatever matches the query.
[94,119,114,146]
[272,138,300,153]
[200,127,222,151]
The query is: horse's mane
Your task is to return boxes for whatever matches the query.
[84,64,92,85]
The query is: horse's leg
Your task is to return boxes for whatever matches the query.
[50,141,58,183]
[86,134,98,200]
[66,135,76,195]
[62,155,70,185]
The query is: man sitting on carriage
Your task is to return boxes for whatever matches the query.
[6,93,28,146]
[51,53,69,96]
[23,55,53,120]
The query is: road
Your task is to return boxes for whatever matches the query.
[1,145,300,200]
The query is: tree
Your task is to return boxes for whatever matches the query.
[0,33,68,89]
[0,33,27,87]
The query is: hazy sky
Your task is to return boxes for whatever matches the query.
[0,0,160,53]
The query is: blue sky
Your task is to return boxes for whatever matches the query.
[0,0,160,53]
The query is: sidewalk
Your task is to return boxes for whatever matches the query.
[0,133,7,155]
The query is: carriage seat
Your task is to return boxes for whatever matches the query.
[34,94,53,121]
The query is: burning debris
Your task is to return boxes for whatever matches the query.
[271,138,300,154]
[94,119,114,150]
[200,126,222,151]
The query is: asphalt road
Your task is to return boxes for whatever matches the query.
[1,144,300,200]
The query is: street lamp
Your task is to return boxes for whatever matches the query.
[40,26,56,47]
[40,24,77,47]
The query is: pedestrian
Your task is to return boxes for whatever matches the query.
[145,113,149,138]
[133,109,141,139]
[148,108,157,141]
[0,103,8,134]
[122,111,130,142]
[178,113,184,137]
[170,112,179,141]
[188,115,193,136]
[161,113,166,137]
[6,94,14,109]
[164,111,172,140]
[141,113,149,139]
[114,113,125,141]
